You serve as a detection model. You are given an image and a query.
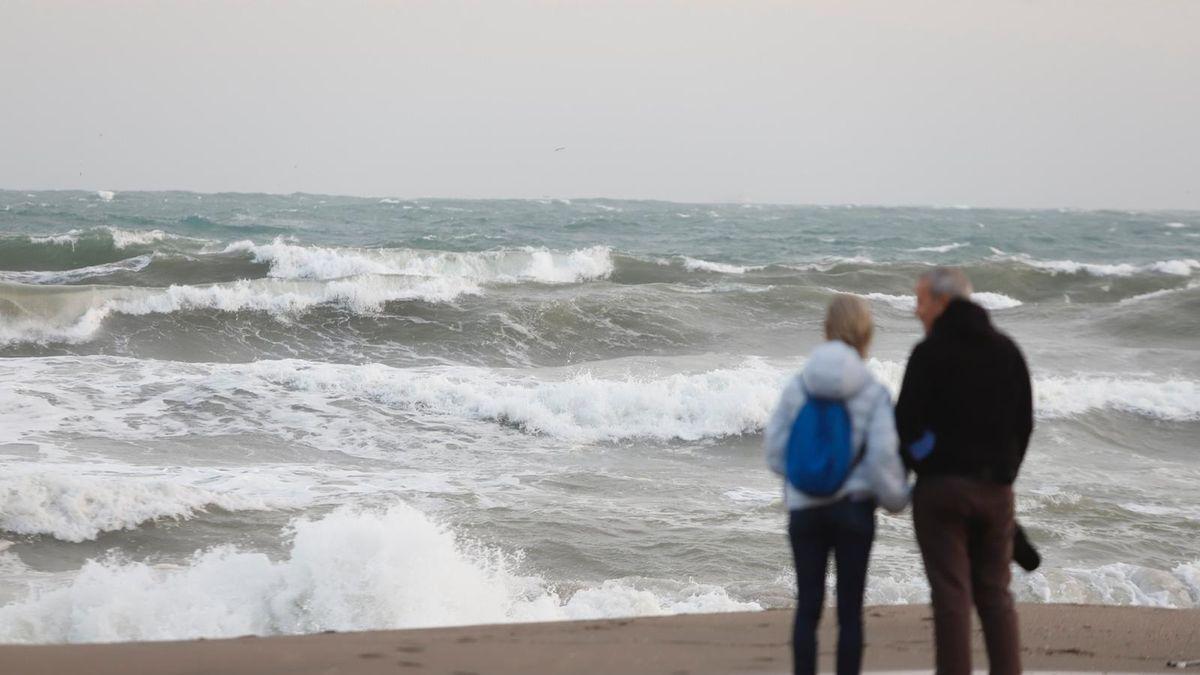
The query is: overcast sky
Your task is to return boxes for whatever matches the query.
[1,1,1198,209]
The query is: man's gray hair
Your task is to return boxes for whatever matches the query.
[920,267,973,300]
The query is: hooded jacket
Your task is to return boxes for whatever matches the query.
[895,298,1033,484]
[764,340,910,512]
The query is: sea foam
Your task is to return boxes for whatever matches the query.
[0,256,152,285]
[0,505,759,644]
[0,275,484,345]
[680,257,748,274]
[845,291,1022,312]
[1002,253,1200,277]
[909,242,967,253]
[0,471,286,543]
[224,239,614,284]
[6,357,1194,461]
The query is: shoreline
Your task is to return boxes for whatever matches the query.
[1,604,1196,674]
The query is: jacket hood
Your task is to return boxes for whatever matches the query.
[933,298,993,337]
[801,340,871,400]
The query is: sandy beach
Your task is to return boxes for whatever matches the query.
[1,604,1196,675]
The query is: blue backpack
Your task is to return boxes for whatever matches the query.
[785,386,865,497]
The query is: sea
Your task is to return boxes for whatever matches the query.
[0,190,1197,644]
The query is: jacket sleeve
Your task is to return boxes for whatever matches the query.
[865,385,910,512]
[1011,340,1034,468]
[765,377,804,477]
[894,341,933,470]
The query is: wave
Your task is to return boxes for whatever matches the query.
[1000,253,1200,277]
[1,503,1192,644]
[249,358,784,443]
[0,256,153,285]
[1033,375,1200,421]
[0,471,287,543]
[841,290,1022,312]
[680,257,748,275]
[0,276,484,345]
[0,228,208,273]
[28,227,177,251]
[0,505,759,643]
[7,357,1193,457]
[224,239,615,284]
[1118,281,1200,305]
[909,242,967,253]
[861,561,1200,608]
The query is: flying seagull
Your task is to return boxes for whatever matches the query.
[554,146,566,152]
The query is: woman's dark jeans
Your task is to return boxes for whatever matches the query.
[788,498,876,675]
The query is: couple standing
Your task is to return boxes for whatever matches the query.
[765,268,1033,675]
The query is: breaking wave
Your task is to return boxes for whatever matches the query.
[4,357,1195,454]
[0,505,759,643]
[0,471,288,543]
[224,239,615,284]
[999,253,1200,277]
[0,276,483,345]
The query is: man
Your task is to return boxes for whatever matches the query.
[896,268,1033,675]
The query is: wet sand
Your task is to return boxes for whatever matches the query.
[0,604,1196,674]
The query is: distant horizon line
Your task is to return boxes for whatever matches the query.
[2,186,1198,214]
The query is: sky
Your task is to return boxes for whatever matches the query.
[1,1,1198,209]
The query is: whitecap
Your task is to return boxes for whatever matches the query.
[0,275,485,345]
[909,242,966,253]
[223,239,614,284]
[0,256,151,284]
[1000,253,1200,277]
[838,290,1022,312]
[0,471,289,543]
[0,505,759,643]
[681,257,747,275]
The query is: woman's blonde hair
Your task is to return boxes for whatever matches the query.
[824,294,874,356]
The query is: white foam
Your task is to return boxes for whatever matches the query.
[845,291,1022,312]
[106,228,169,249]
[28,232,81,246]
[0,505,759,643]
[859,293,917,311]
[0,471,287,543]
[0,256,151,284]
[0,275,484,345]
[869,361,1200,422]
[722,487,778,505]
[910,242,967,253]
[3,357,1195,457]
[249,358,784,443]
[95,190,114,202]
[1165,222,1187,229]
[1149,259,1200,276]
[224,239,613,284]
[861,560,1200,609]
[24,228,182,250]
[782,256,878,272]
[1002,253,1200,277]
[1033,375,1200,421]
[972,292,1024,310]
[681,257,747,275]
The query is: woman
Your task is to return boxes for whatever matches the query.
[765,294,910,675]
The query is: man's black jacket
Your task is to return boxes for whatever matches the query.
[895,298,1034,484]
